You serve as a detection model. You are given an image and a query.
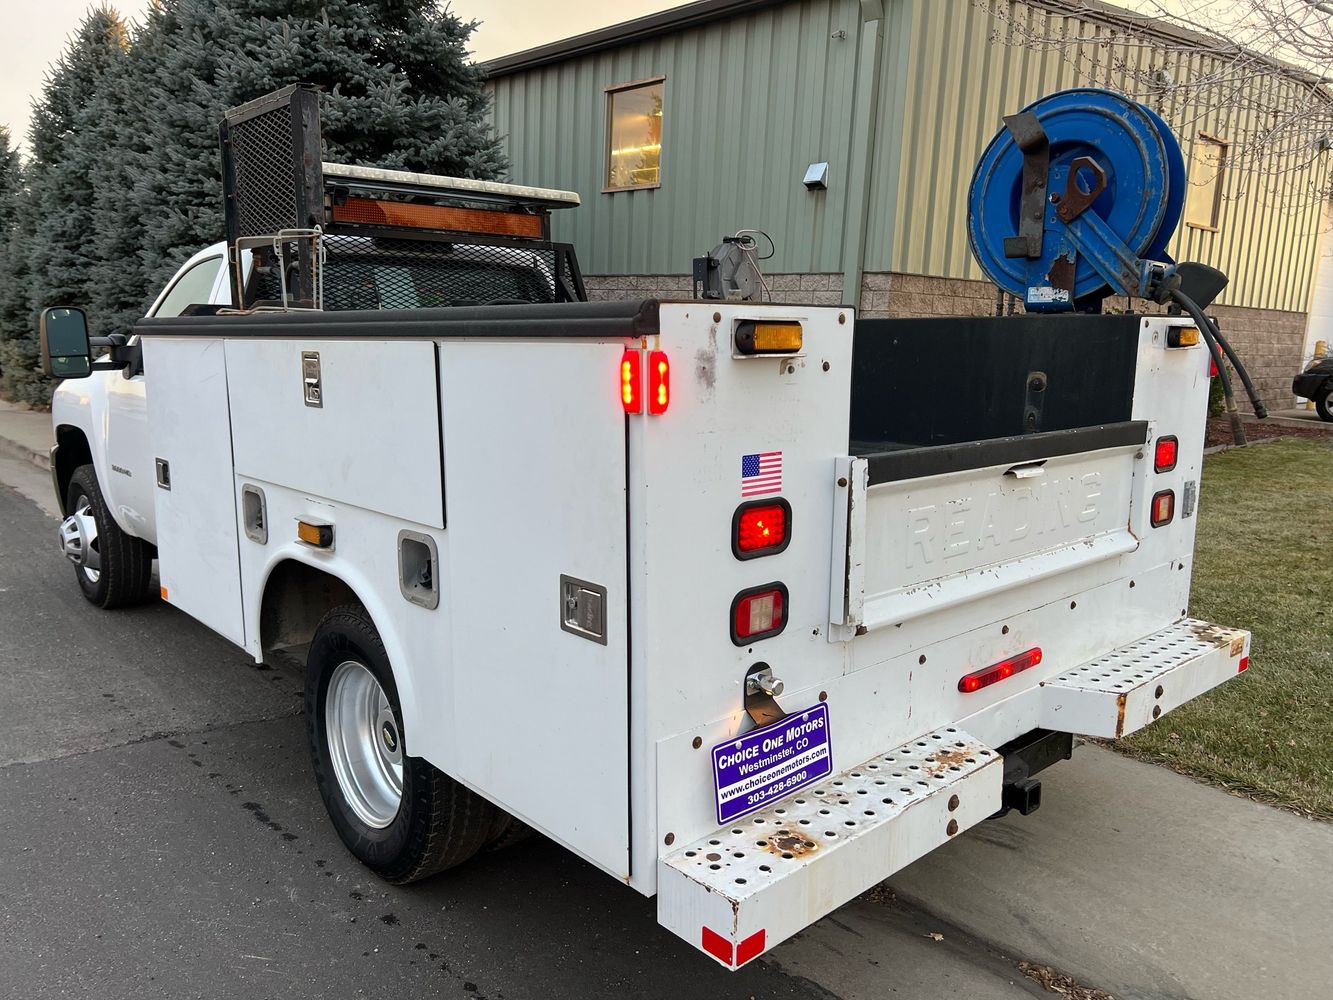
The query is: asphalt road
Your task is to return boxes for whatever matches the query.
[2,474,1330,1000]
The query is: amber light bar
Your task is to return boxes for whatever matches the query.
[331,196,543,238]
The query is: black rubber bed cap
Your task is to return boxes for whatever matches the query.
[137,298,661,340]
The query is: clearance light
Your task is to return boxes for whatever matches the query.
[1167,326,1201,348]
[648,350,670,414]
[1150,490,1175,528]
[958,647,1043,693]
[732,498,791,559]
[330,196,543,238]
[731,583,788,645]
[621,349,642,414]
[297,520,334,548]
[734,320,803,355]
[1154,435,1178,473]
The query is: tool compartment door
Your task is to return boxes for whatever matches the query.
[439,339,630,878]
[142,335,246,644]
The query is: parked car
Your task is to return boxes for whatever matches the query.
[1293,356,1333,422]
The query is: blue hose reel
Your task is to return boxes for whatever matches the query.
[968,88,1186,311]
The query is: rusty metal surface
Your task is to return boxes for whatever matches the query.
[1054,156,1106,223]
[1046,618,1246,696]
[1039,617,1250,741]
[662,727,998,904]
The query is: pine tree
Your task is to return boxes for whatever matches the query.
[0,126,34,402]
[118,0,509,312]
[0,8,129,404]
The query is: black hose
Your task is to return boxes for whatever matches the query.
[1209,324,1268,419]
[1169,288,1268,419]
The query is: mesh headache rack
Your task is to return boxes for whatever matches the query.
[219,84,586,312]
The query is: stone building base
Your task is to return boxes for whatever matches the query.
[582,271,1305,407]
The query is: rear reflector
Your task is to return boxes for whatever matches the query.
[331,196,543,238]
[733,498,791,559]
[1238,656,1250,673]
[621,349,641,414]
[731,583,788,645]
[734,320,803,355]
[1150,489,1175,527]
[958,647,1042,693]
[648,350,670,414]
[1154,435,1178,473]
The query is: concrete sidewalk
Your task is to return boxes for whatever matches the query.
[0,400,52,469]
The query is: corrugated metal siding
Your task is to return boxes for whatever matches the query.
[872,0,1330,312]
[490,0,865,276]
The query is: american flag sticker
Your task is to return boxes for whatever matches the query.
[741,451,783,497]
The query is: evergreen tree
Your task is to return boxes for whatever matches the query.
[0,8,129,404]
[118,0,508,316]
[0,127,34,402]
[0,128,19,223]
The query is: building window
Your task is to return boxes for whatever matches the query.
[1184,133,1227,231]
[605,78,663,191]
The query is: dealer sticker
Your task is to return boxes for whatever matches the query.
[711,704,832,825]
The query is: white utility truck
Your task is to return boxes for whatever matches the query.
[39,86,1250,968]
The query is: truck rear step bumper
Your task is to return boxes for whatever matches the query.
[658,617,1248,968]
[658,728,1003,968]
[1039,618,1250,739]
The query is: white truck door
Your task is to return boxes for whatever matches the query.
[140,333,246,645]
[439,339,631,878]
[104,252,227,542]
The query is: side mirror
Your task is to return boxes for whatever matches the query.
[39,307,92,379]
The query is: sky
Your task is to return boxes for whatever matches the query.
[2,1,1316,154]
[0,0,677,151]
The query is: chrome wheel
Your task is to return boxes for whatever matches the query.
[325,660,403,829]
[59,496,101,584]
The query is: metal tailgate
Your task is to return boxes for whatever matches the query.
[832,422,1148,632]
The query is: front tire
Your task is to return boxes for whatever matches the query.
[1315,385,1333,422]
[63,465,155,609]
[306,604,497,883]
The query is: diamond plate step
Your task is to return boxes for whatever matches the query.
[1040,617,1250,738]
[657,727,1002,968]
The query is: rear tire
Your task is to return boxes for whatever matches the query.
[1315,385,1333,422]
[306,603,497,883]
[64,465,155,609]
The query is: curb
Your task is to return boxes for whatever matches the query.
[0,433,49,472]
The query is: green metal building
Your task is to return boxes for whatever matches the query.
[485,0,1332,404]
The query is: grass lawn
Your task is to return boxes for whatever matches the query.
[1122,437,1333,819]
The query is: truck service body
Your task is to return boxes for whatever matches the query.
[41,85,1250,968]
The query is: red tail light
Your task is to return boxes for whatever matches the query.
[648,350,670,414]
[620,349,641,414]
[731,583,788,645]
[733,498,791,559]
[1154,435,1178,473]
[958,647,1042,693]
[1209,358,1219,377]
[1150,489,1175,527]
